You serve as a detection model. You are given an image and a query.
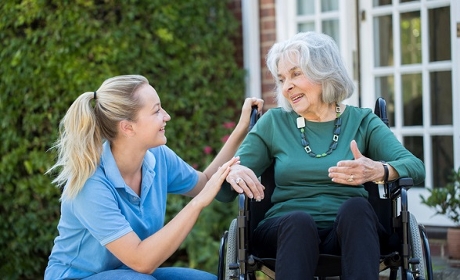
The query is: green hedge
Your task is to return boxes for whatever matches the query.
[0,0,243,278]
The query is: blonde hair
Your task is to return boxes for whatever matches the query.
[47,75,148,200]
[266,32,354,111]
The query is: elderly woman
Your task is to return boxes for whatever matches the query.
[216,32,425,279]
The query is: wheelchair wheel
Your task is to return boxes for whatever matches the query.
[225,218,238,280]
[409,213,425,279]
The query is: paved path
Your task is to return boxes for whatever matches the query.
[378,256,460,280]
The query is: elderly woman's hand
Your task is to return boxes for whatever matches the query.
[226,164,265,201]
[328,140,389,185]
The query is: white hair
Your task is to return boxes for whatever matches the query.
[266,32,354,111]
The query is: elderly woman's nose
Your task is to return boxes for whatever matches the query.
[282,80,294,92]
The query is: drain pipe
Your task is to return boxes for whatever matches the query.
[241,0,261,98]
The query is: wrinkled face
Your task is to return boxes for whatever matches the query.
[131,84,171,149]
[277,57,323,115]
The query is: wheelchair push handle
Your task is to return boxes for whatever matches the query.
[249,105,259,131]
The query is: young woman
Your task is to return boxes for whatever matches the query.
[44,75,263,280]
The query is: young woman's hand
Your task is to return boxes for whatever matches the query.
[237,97,264,130]
[193,157,240,208]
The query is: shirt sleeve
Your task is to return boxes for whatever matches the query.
[215,111,275,202]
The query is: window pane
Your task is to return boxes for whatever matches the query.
[321,0,338,12]
[297,0,315,15]
[400,0,418,3]
[431,136,453,188]
[429,6,451,62]
[374,15,393,67]
[373,0,392,6]
[403,136,424,187]
[322,19,340,48]
[402,73,423,126]
[298,22,315,32]
[375,76,395,126]
[430,71,452,125]
[400,11,421,65]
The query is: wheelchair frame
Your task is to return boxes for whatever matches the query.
[218,98,433,280]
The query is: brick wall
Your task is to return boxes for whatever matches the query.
[259,0,277,109]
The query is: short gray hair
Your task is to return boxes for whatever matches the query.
[266,32,354,111]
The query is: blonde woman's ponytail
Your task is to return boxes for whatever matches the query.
[47,92,102,200]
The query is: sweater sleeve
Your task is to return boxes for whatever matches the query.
[361,112,425,184]
[215,110,276,202]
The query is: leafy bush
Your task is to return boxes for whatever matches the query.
[0,0,243,278]
[420,167,460,226]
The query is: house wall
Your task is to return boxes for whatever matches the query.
[259,0,277,109]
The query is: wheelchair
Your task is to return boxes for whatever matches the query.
[218,98,433,280]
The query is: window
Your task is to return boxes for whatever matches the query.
[360,0,457,189]
[296,0,340,45]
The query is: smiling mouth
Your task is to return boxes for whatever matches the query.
[291,94,304,102]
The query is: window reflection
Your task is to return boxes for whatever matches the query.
[297,0,315,15]
[373,0,392,6]
[298,22,315,32]
[322,20,340,48]
[374,15,393,67]
[375,76,395,126]
[431,136,453,188]
[430,71,452,125]
[400,11,421,65]
[429,6,451,62]
[403,136,424,187]
[402,73,423,126]
[321,0,338,12]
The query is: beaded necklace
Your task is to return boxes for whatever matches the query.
[296,104,342,158]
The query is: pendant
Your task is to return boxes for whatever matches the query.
[297,117,305,129]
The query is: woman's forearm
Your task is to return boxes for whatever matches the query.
[203,123,248,179]
[106,198,205,274]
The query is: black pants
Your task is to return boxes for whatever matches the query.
[253,197,385,280]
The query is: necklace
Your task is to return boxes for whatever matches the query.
[297,104,342,158]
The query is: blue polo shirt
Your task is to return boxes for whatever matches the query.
[45,141,199,280]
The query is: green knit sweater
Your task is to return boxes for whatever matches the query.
[216,105,425,229]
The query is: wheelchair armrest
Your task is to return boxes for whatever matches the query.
[385,177,414,200]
